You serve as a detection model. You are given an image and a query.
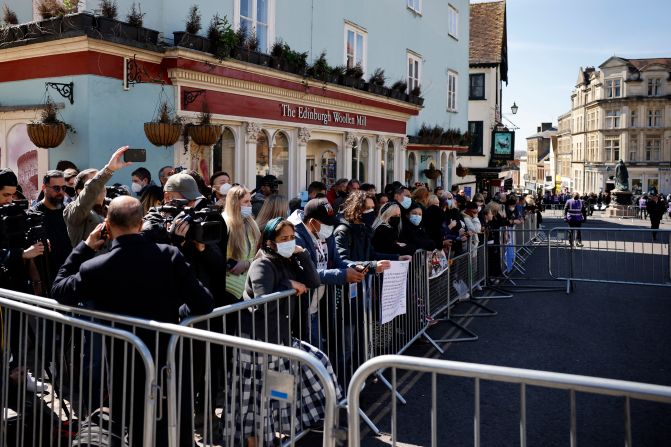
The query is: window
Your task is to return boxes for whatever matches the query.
[345,23,366,73]
[467,121,483,154]
[469,74,485,100]
[647,78,662,96]
[605,110,620,129]
[407,52,421,94]
[629,137,638,162]
[237,0,274,53]
[605,138,620,162]
[447,71,458,111]
[645,137,661,161]
[647,109,663,127]
[605,79,621,98]
[587,111,597,131]
[407,0,421,14]
[448,4,458,38]
[630,109,637,128]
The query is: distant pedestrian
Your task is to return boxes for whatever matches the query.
[564,193,586,247]
[647,194,665,241]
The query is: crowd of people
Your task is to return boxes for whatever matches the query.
[0,144,624,445]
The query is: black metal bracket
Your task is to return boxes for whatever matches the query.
[182,89,205,108]
[125,55,164,88]
[45,82,74,105]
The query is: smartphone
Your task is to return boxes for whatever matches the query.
[226,258,238,270]
[123,148,146,163]
[100,224,109,240]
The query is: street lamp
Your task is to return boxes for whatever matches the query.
[511,102,519,115]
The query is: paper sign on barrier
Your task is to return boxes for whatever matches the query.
[380,260,410,324]
[265,370,295,402]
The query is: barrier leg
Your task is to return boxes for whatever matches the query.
[358,407,381,435]
[451,299,498,318]
[375,370,407,405]
[421,332,445,354]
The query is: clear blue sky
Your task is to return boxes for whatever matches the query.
[495,0,671,154]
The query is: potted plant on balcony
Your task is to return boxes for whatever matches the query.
[125,3,157,44]
[409,85,424,106]
[173,5,210,53]
[285,46,308,76]
[144,101,182,147]
[343,63,365,89]
[1,5,21,44]
[27,97,75,149]
[95,0,158,45]
[366,68,387,96]
[185,103,222,146]
[307,51,331,83]
[389,80,408,101]
[329,65,346,85]
[208,14,236,60]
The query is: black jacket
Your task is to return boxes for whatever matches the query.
[242,247,320,345]
[373,223,415,256]
[401,218,438,251]
[334,218,397,266]
[52,234,214,323]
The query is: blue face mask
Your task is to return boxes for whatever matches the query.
[401,197,412,209]
[446,199,453,206]
[409,214,422,226]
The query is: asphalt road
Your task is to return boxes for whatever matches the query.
[346,216,671,447]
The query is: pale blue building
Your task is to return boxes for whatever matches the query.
[1,0,469,198]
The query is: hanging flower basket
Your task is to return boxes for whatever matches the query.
[423,168,442,180]
[187,124,222,146]
[144,122,182,147]
[456,164,469,177]
[27,123,67,149]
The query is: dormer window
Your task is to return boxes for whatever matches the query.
[648,78,662,96]
[605,79,621,98]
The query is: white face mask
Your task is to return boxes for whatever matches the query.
[219,183,232,196]
[241,206,253,218]
[477,206,482,212]
[318,223,333,240]
[131,182,143,193]
[276,240,296,258]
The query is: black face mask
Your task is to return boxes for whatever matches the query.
[362,211,376,227]
[64,186,75,197]
[389,216,401,228]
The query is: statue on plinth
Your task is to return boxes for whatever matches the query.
[614,159,629,191]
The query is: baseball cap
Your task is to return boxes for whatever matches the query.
[63,168,78,180]
[164,173,204,201]
[304,198,339,226]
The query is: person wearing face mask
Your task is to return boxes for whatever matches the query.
[361,195,377,228]
[424,194,449,250]
[441,191,468,256]
[289,198,365,347]
[392,186,413,218]
[238,216,341,444]
[372,202,416,256]
[462,201,482,253]
[62,168,78,204]
[209,171,231,207]
[130,167,154,197]
[401,202,438,251]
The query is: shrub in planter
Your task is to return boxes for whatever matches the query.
[2,5,18,25]
[366,68,386,94]
[307,51,331,82]
[185,5,200,34]
[144,102,182,147]
[208,14,237,60]
[270,39,286,69]
[285,46,308,76]
[343,64,365,89]
[27,98,75,149]
[329,65,346,85]
[173,5,210,51]
[409,85,424,105]
[99,0,118,19]
[389,80,408,100]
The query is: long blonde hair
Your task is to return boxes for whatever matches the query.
[255,195,289,233]
[223,186,260,260]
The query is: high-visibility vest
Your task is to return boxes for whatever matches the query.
[566,199,583,222]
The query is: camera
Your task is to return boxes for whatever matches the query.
[104,184,129,205]
[157,203,223,244]
[0,201,48,249]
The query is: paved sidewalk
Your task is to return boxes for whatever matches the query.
[352,217,671,447]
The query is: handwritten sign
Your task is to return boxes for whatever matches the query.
[380,261,410,324]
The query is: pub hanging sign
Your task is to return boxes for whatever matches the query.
[491,130,515,161]
[280,103,368,128]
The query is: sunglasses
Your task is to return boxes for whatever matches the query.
[47,185,66,192]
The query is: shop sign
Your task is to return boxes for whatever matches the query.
[280,103,368,127]
[491,130,515,161]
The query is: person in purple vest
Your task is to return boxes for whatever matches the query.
[564,193,586,247]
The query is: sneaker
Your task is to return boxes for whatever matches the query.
[26,372,46,393]
[458,293,470,302]
[576,242,583,247]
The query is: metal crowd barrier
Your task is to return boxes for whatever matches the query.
[1,289,339,447]
[347,355,671,447]
[540,204,565,218]
[0,294,156,447]
[548,227,671,292]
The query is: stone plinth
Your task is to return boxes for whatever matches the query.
[611,190,632,205]
[606,190,635,217]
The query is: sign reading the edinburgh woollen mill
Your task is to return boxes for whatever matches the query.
[280,103,368,128]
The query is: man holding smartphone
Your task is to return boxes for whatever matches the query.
[63,146,133,254]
